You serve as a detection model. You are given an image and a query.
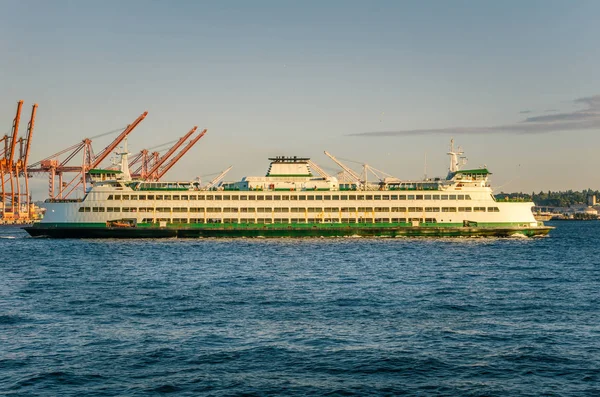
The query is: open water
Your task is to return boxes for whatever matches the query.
[0,222,599,396]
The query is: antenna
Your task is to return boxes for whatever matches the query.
[424,152,427,180]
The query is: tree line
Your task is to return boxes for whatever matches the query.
[495,190,599,207]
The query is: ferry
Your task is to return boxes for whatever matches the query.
[24,141,553,238]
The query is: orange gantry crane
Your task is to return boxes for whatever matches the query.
[143,127,207,181]
[1,100,38,221]
[28,111,148,199]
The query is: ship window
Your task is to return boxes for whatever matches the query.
[247,195,256,200]
[156,195,164,200]
[382,195,390,200]
[425,207,440,212]
[305,195,313,200]
[391,218,406,223]
[206,208,222,213]
[290,195,298,201]
[390,195,398,200]
[414,195,422,200]
[331,195,339,200]
[474,207,486,212]
[375,218,389,223]
[172,218,187,223]
[257,218,271,224]
[324,195,331,200]
[442,207,456,212]
[274,208,289,213]
[281,195,290,200]
[361,218,374,223]
[458,207,472,212]
[340,195,348,200]
[358,207,374,212]
[257,208,271,213]
[375,207,388,212]
[488,207,500,212]
[315,195,323,200]
[290,208,304,213]
[325,208,339,212]
[265,195,273,200]
[223,218,237,224]
[106,207,120,212]
[156,207,171,212]
[440,195,448,200]
[458,195,464,200]
[408,207,422,212]
[189,195,197,200]
[122,207,137,213]
[256,195,264,200]
[122,195,130,200]
[78,207,90,212]
[424,195,431,200]
[114,195,121,200]
[147,195,155,200]
[241,208,255,213]
[399,195,407,200]
[92,207,105,212]
[172,207,186,213]
[214,195,222,201]
[240,195,248,200]
[299,195,306,200]
[180,195,188,200]
[425,218,437,223]
[205,195,213,200]
[189,207,204,213]
[407,195,415,200]
[222,195,230,200]
[341,207,356,212]
[374,195,381,200]
[172,195,180,200]
[107,195,114,200]
[465,195,472,200]
[138,195,146,200]
[432,195,440,200]
[366,195,373,200]
[307,207,321,213]
[190,218,204,224]
[198,195,205,200]
[273,195,281,200]
[391,207,406,212]
[449,195,456,200]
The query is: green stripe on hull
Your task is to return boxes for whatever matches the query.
[24,223,553,238]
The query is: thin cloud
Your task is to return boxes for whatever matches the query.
[351,95,600,136]
[519,110,532,114]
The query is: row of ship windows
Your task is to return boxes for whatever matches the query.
[106,193,473,201]
[80,206,500,213]
[141,218,439,224]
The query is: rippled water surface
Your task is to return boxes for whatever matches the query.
[1,222,599,396]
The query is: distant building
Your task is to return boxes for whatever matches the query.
[588,195,597,206]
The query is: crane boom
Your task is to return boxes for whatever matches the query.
[154,129,207,180]
[21,103,37,171]
[307,160,330,178]
[204,166,233,189]
[91,111,148,168]
[145,126,199,180]
[8,100,24,165]
[324,151,362,184]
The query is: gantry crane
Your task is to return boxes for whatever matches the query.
[307,160,330,179]
[324,151,363,188]
[143,126,198,181]
[14,104,37,218]
[203,165,233,190]
[28,111,148,199]
[1,100,24,219]
[147,128,207,181]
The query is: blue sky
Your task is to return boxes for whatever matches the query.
[2,0,599,198]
